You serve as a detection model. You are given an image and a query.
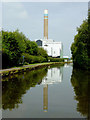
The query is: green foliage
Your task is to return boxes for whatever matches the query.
[88,9,90,58]
[25,40,38,55]
[2,30,27,68]
[48,57,64,62]
[71,19,89,69]
[0,31,2,51]
[2,29,48,68]
[37,47,48,61]
[22,53,47,64]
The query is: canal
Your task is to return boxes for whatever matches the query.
[1,63,90,118]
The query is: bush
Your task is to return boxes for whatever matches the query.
[25,40,38,55]
[48,57,64,62]
[37,47,48,61]
[22,53,47,64]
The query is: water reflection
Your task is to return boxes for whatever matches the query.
[42,66,63,112]
[43,84,48,112]
[2,64,87,118]
[2,67,48,110]
[42,67,63,85]
[0,75,2,119]
[71,68,90,118]
[2,65,63,112]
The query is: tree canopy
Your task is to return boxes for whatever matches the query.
[2,30,25,68]
[71,10,90,70]
[2,30,48,68]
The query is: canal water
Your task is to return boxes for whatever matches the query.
[1,63,89,118]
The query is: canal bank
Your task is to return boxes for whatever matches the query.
[0,62,72,77]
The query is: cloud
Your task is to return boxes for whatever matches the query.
[18,10,28,19]
[3,2,29,20]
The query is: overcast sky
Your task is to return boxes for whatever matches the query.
[2,2,88,57]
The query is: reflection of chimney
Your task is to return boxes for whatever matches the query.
[43,84,48,112]
[44,9,48,39]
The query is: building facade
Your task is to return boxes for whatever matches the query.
[35,38,63,58]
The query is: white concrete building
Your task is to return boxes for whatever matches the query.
[35,38,63,58]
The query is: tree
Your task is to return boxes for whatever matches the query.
[88,9,90,59]
[2,30,26,68]
[71,19,89,69]
[37,47,48,61]
[25,40,38,55]
[2,29,48,68]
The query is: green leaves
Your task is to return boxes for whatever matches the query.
[2,29,48,68]
[25,40,38,55]
[2,30,27,68]
[37,47,48,60]
[71,19,89,69]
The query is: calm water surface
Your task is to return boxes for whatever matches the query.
[2,63,90,118]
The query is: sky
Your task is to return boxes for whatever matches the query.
[1,2,88,57]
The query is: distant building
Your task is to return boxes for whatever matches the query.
[35,38,63,58]
[35,9,63,58]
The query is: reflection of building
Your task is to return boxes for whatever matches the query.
[42,67,63,112]
[42,67,63,85]
[35,9,63,58]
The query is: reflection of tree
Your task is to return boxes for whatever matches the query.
[49,63,64,69]
[71,69,90,118]
[2,67,48,110]
[0,75,2,109]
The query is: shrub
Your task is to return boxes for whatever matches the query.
[37,47,48,61]
[48,57,64,62]
[22,53,47,64]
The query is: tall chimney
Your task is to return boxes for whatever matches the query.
[44,9,48,39]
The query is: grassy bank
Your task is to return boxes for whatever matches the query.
[0,62,72,77]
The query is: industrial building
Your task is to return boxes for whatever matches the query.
[35,9,63,58]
